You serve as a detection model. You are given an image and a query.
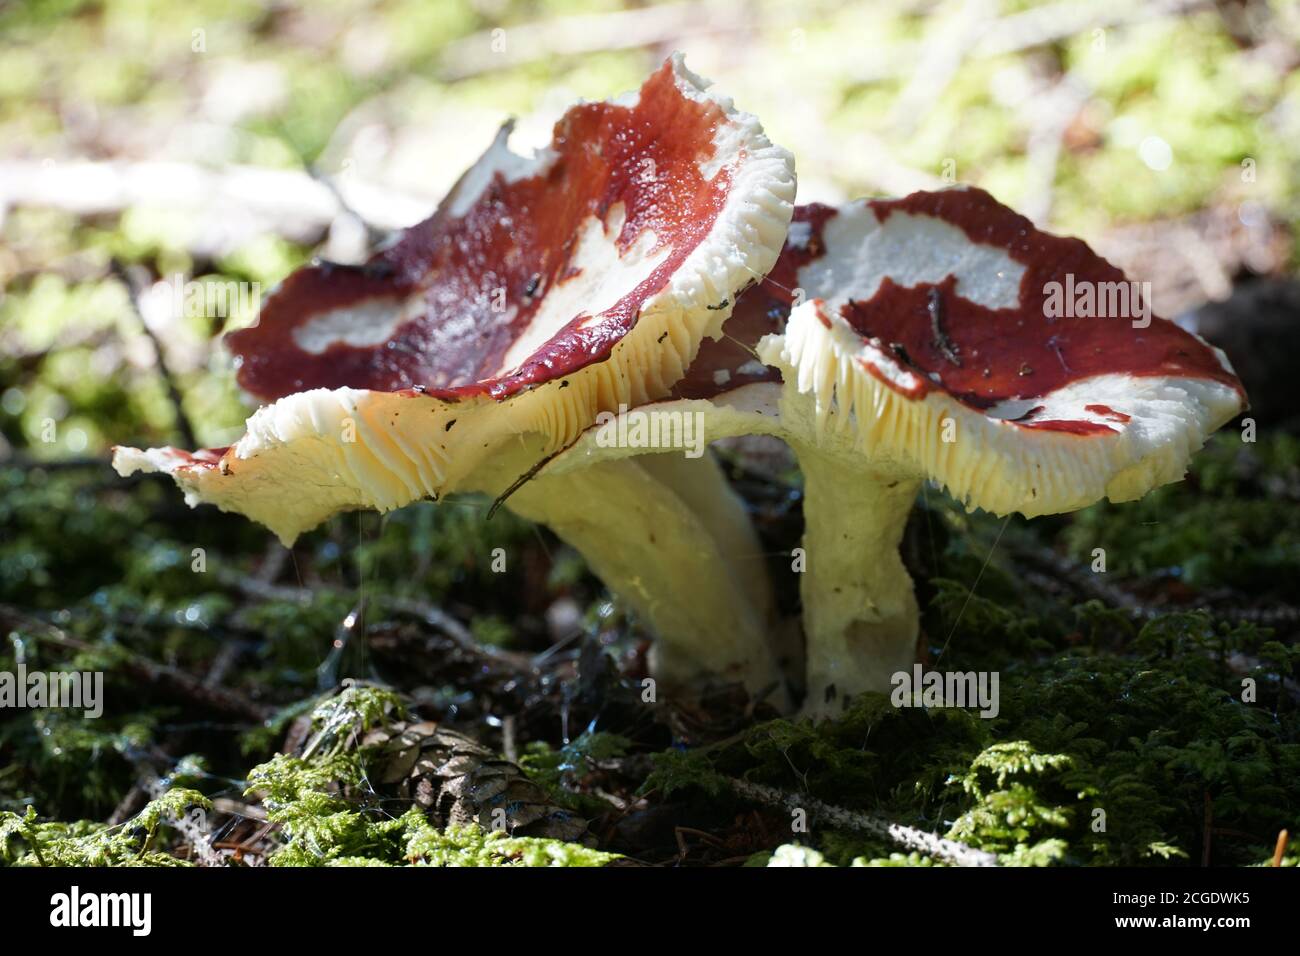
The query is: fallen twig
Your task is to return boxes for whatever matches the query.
[723,777,999,867]
[218,570,482,651]
[107,783,150,827]
[0,159,427,244]
[109,259,199,450]
[851,0,1211,84]
[1010,540,1300,628]
[210,798,269,822]
[0,604,273,723]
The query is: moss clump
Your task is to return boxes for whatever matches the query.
[402,811,618,868]
[243,688,615,867]
[645,608,1299,867]
[247,748,617,867]
[518,731,631,816]
[763,844,834,867]
[1063,433,1300,596]
[945,742,1074,865]
[0,789,210,867]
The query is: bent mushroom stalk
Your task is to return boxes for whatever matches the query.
[112,55,796,698]
[472,438,778,697]
[549,189,1247,716]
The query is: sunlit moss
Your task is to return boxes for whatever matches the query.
[1,789,210,866]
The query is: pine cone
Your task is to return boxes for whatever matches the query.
[361,720,592,844]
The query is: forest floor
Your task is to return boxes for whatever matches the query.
[1,425,1297,866]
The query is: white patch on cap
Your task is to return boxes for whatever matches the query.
[292,296,416,354]
[786,220,813,250]
[984,372,1233,440]
[497,204,669,373]
[799,200,1025,311]
[983,397,1043,421]
[444,123,558,220]
[985,382,1143,431]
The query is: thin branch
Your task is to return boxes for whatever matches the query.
[217,569,481,652]
[1020,75,1092,225]
[0,604,273,723]
[0,159,428,240]
[887,0,996,137]
[1273,829,1290,867]
[488,447,564,519]
[850,0,1212,84]
[1009,539,1300,627]
[109,259,199,450]
[724,777,999,867]
[210,798,269,822]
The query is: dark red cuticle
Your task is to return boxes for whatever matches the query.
[1084,403,1132,423]
[672,203,838,400]
[228,60,735,404]
[831,188,1244,434]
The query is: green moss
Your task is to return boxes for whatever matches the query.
[1064,435,1300,595]
[519,731,631,815]
[764,844,834,867]
[402,810,618,867]
[644,609,1299,867]
[243,692,617,867]
[0,789,210,867]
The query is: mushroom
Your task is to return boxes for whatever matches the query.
[550,188,1247,716]
[113,55,797,696]
[112,61,1246,721]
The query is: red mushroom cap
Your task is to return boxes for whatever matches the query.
[755,186,1247,515]
[227,55,793,408]
[113,55,796,545]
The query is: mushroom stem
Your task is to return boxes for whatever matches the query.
[634,452,775,627]
[485,446,785,704]
[791,440,921,719]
